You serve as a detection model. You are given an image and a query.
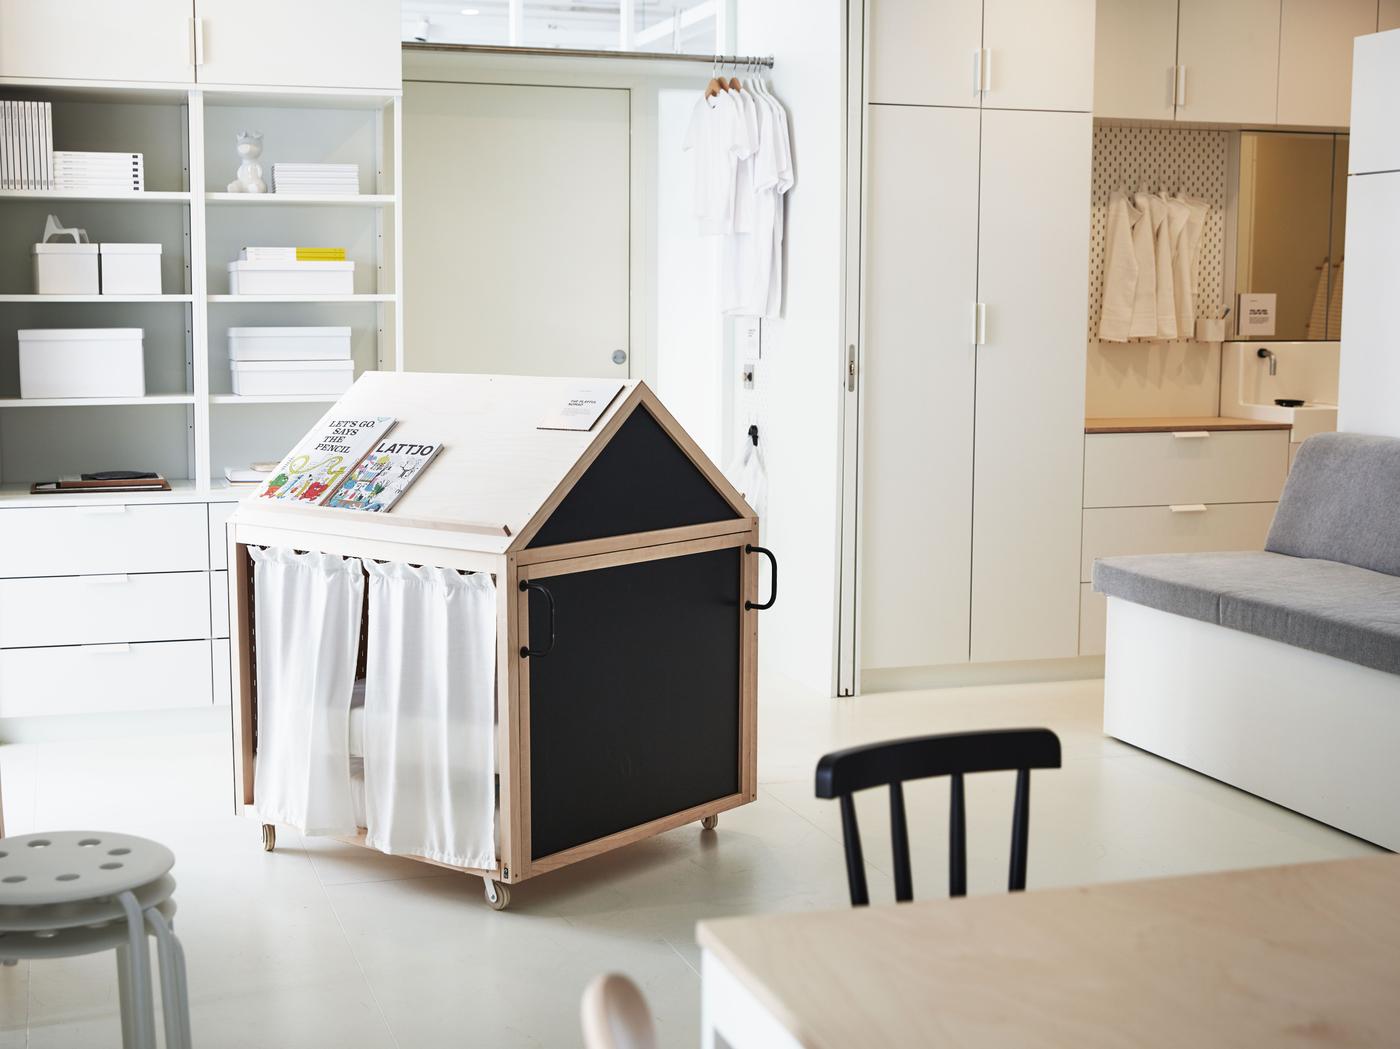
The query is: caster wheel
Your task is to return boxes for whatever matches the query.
[701,814,719,831]
[261,824,276,852]
[484,879,511,911]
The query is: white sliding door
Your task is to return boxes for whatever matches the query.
[971,109,1090,663]
[860,105,981,670]
[402,81,630,378]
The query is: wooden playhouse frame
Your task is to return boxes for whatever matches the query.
[226,373,767,909]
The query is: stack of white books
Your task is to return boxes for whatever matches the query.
[0,101,54,190]
[272,163,359,196]
[52,150,144,193]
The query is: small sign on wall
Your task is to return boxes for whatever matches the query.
[1238,293,1277,338]
[736,318,761,362]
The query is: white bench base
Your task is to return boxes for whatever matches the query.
[1103,597,1400,850]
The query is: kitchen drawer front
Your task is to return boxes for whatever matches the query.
[0,572,210,648]
[1079,583,1106,657]
[1083,430,1289,508]
[1081,502,1278,582]
[0,640,212,718]
[208,503,237,570]
[0,503,208,578]
[211,571,229,639]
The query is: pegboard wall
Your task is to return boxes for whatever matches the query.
[1088,125,1230,341]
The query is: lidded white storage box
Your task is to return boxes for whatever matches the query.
[231,359,354,396]
[32,242,99,295]
[100,243,162,295]
[227,260,355,295]
[18,328,145,398]
[228,326,352,361]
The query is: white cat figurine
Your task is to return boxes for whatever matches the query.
[226,131,267,194]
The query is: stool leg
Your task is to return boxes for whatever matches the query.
[145,908,192,1049]
[115,945,139,1049]
[116,891,157,1049]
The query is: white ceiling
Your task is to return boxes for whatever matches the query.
[401,1,720,51]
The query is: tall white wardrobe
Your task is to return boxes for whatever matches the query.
[855,0,1095,677]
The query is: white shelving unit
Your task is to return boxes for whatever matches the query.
[0,79,403,501]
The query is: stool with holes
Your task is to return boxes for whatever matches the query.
[0,831,191,1049]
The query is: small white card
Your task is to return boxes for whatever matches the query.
[736,317,762,361]
[538,382,625,432]
[1238,293,1277,337]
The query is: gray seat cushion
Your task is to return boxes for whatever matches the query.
[1094,551,1400,675]
[1267,431,1400,576]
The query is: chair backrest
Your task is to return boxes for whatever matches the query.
[814,728,1061,906]
[1266,431,1400,577]
[580,972,657,1049]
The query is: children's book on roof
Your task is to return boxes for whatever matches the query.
[324,438,443,512]
[258,416,395,505]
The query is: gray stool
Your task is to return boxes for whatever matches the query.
[0,831,191,1049]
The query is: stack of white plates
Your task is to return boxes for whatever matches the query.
[272,163,359,196]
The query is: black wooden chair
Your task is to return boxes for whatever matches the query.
[814,728,1062,906]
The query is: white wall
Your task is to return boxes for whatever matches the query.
[655,88,724,461]
[734,0,847,696]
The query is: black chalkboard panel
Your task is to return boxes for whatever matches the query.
[527,406,742,549]
[527,546,741,860]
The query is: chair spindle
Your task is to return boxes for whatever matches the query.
[949,771,967,897]
[1008,767,1030,892]
[839,793,870,906]
[889,781,913,903]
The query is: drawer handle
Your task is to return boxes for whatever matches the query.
[86,574,131,584]
[83,643,132,654]
[78,505,130,515]
[1171,431,1211,439]
[1169,504,1208,513]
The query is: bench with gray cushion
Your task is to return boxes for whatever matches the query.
[1094,432,1400,676]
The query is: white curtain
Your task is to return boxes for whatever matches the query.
[362,562,497,869]
[250,547,364,836]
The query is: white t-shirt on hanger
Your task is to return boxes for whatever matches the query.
[683,89,754,236]
[722,87,782,315]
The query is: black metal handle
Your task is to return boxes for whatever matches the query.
[519,579,556,658]
[745,544,777,611]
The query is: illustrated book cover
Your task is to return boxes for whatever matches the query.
[258,416,395,505]
[324,438,443,513]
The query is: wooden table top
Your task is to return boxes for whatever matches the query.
[1085,415,1293,434]
[697,856,1400,1048]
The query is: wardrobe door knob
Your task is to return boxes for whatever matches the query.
[612,349,628,365]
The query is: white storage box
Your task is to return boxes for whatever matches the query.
[230,359,354,396]
[227,260,354,296]
[228,326,352,362]
[32,242,99,295]
[18,328,145,398]
[100,243,162,295]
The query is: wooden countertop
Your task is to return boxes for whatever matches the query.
[1085,415,1293,434]
[697,855,1400,1049]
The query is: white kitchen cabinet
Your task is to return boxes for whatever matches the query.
[1277,0,1377,127]
[1175,0,1282,124]
[1093,0,1180,120]
[971,110,1091,664]
[860,105,981,670]
[867,0,983,107]
[1338,170,1400,436]
[193,0,400,90]
[0,0,195,83]
[0,572,210,649]
[1083,429,1291,506]
[1349,30,1400,174]
[981,0,1095,111]
[0,641,213,718]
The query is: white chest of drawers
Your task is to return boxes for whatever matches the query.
[1079,419,1292,656]
[0,494,242,720]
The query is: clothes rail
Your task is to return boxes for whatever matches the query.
[402,42,774,68]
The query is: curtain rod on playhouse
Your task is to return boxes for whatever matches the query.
[402,41,774,68]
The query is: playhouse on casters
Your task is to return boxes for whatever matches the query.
[226,372,770,909]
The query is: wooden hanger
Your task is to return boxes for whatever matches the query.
[705,76,727,98]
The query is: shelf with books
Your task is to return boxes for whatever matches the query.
[0,189,191,203]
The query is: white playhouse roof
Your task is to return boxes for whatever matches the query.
[230,371,751,556]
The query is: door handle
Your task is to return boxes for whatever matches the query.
[519,579,556,658]
[612,349,628,366]
[1175,64,1187,107]
[192,16,205,67]
[79,504,129,515]
[1171,430,1210,439]
[86,574,131,584]
[980,48,992,93]
[972,49,983,98]
[1169,504,1208,513]
[972,302,987,346]
[745,544,778,611]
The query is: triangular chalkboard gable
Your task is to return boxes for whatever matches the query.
[526,401,745,549]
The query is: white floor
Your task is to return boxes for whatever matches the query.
[0,673,1381,1048]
